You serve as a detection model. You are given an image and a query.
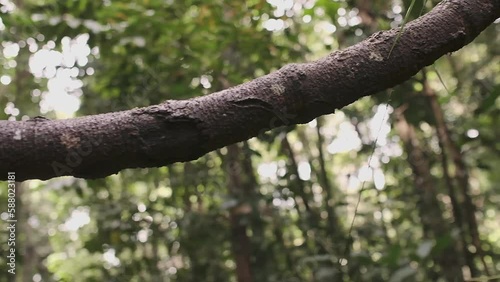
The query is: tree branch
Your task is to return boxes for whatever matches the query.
[1,0,499,181]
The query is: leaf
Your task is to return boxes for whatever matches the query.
[389,265,416,282]
[388,0,419,58]
[475,84,500,114]
[381,245,402,268]
[316,267,339,280]
[221,198,239,210]
[416,240,433,258]
[434,233,452,253]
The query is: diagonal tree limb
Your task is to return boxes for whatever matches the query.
[1,0,499,181]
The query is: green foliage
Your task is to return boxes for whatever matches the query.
[1,0,499,281]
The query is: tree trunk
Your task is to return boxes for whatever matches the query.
[225,143,254,282]
[422,71,491,276]
[394,106,464,282]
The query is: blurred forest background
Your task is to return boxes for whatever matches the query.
[0,0,499,281]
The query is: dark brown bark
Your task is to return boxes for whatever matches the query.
[1,0,499,181]
[225,143,255,282]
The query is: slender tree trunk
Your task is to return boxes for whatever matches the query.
[280,134,313,214]
[395,105,464,282]
[315,117,344,247]
[422,70,490,276]
[279,134,320,257]
[225,143,254,282]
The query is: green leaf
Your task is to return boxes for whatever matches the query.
[389,265,416,282]
[475,84,500,114]
[416,240,433,258]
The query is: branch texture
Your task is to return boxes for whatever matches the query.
[1,0,499,181]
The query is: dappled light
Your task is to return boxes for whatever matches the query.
[1,0,499,281]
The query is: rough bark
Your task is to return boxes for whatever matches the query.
[1,0,499,181]
[225,143,254,282]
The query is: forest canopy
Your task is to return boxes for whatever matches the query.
[0,0,499,281]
